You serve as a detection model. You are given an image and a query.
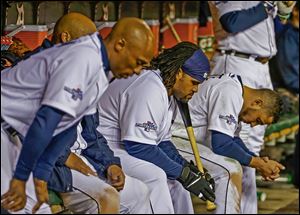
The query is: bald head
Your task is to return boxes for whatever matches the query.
[52,12,97,44]
[104,17,155,78]
[106,17,154,56]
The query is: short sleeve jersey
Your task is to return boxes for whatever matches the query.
[98,70,176,147]
[172,73,244,148]
[1,32,108,136]
[212,1,277,57]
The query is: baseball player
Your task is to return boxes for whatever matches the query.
[39,13,153,214]
[4,13,154,214]
[172,73,285,214]
[98,42,215,214]
[1,16,154,214]
[208,1,296,213]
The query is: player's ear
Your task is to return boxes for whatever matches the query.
[114,38,126,52]
[176,68,184,81]
[251,99,263,110]
[60,31,71,43]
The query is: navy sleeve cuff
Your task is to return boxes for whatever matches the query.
[33,165,53,182]
[13,162,32,181]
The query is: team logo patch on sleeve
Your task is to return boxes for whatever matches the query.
[64,86,83,101]
[135,121,157,132]
[219,114,237,125]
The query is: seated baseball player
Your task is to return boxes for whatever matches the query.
[21,13,153,214]
[172,73,285,213]
[1,14,154,214]
[98,42,215,214]
[48,112,152,214]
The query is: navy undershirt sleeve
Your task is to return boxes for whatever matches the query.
[219,2,268,33]
[211,130,254,166]
[33,122,78,181]
[123,140,183,179]
[158,141,188,166]
[233,136,257,157]
[14,105,64,181]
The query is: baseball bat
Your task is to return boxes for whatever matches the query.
[166,14,217,210]
[176,99,217,211]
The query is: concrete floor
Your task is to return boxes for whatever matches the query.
[193,182,299,214]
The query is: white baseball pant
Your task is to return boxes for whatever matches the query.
[59,154,153,214]
[108,143,194,214]
[172,137,243,214]
[1,125,51,214]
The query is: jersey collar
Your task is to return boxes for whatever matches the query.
[236,75,244,96]
[97,34,110,75]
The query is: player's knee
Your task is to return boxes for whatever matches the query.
[99,186,120,205]
[152,166,168,184]
[226,158,243,193]
[228,159,243,178]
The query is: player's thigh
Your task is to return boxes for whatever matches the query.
[115,149,168,185]
[60,188,100,214]
[119,175,151,213]
[120,175,149,203]
[70,169,118,202]
[173,137,242,178]
[1,128,18,183]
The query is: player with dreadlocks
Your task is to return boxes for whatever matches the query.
[97,41,215,213]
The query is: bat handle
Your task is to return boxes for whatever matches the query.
[186,127,217,211]
[206,200,217,210]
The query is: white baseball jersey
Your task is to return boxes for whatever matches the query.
[98,69,177,147]
[1,32,108,137]
[213,1,277,57]
[98,69,194,214]
[173,73,244,148]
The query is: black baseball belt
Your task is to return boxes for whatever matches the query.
[1,117,20,137]
[216,49,270,64]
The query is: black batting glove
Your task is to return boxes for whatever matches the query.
[188,160,215,192]
[177,163,215,202]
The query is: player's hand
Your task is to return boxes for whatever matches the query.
[252,157,285,180]
[32,178,49,214]
[1,178,26,212]
[178,164,215,202]
[106,165,126,191]
[65,152,97,176]
[188,161,215,192]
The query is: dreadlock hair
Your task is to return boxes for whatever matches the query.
[258,88,284,123]
[147,42,200,91]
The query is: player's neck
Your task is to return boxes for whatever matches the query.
[240,86,252,114]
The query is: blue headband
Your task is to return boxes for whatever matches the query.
[181,49,210,83]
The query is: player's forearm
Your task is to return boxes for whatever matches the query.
[33,123,78,181]
[211,130,253,166]
[219,3,268,33]
[124,140,183,179]
[158,140,188,166]
[81,131,121,178]
[14,106,64,181]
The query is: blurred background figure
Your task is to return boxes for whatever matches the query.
[269,2,299,188]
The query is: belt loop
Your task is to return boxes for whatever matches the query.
[231,50,235,56]
[250,54,257,61]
